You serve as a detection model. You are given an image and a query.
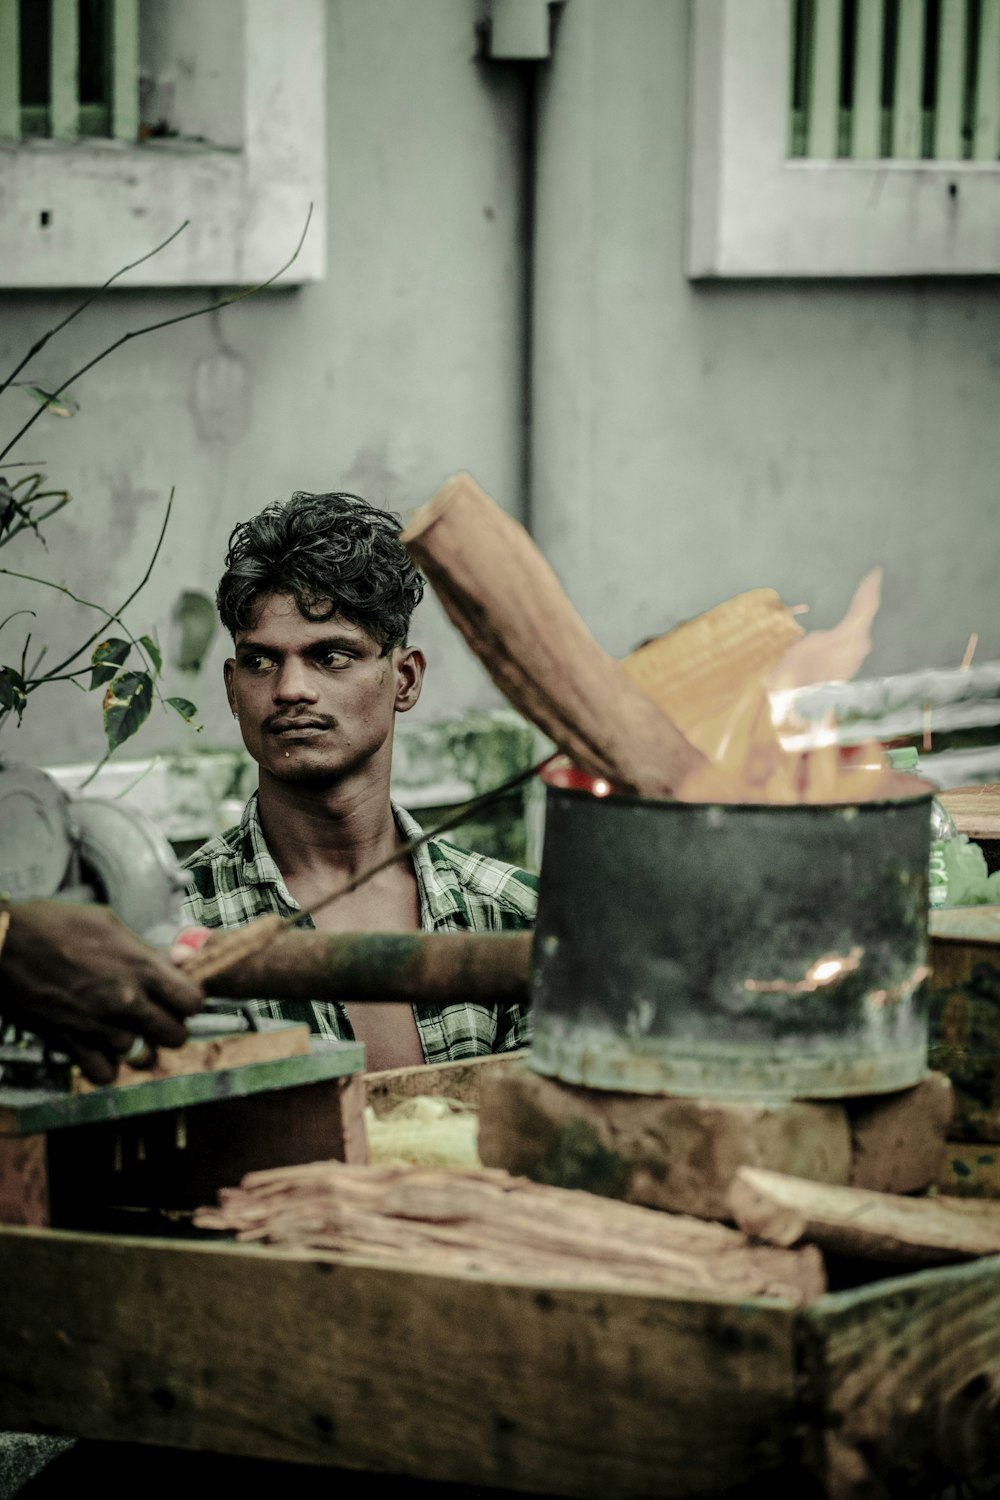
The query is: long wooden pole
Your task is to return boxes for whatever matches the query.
[201,929,532,1006]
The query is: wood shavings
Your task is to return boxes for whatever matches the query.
[729,1167,1000,1267]
[194,1159,826,1304]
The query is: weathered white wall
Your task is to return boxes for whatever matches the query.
[532,0,1000,676]
[1,0,526,766]
[3,0,999,780]
[140,0,246,148]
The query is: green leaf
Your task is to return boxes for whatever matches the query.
[166,695,199,723]
[102,670,153,751]
[139,634,162,675]
[0,665,27,723]
[90,637,131,690]
[15,383,80,418]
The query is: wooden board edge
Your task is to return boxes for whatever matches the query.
[0,1224,806,1497]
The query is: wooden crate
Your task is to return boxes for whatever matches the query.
[5,1048,1000,1497]
[1,1222,1000,1497]
[929,907,1000,1149]
[0,1032,367,1232]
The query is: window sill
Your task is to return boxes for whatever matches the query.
[0,0,325,287]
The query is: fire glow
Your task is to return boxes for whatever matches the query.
[676,568,904,806]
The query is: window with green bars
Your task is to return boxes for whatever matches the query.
[0,0,138,141]
[790,0,1000,160]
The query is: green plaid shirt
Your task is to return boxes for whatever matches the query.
[181,793,537,1063]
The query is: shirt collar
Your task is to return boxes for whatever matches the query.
[395,801,468,929]
[238,791,301,911]
[235,791,467,928]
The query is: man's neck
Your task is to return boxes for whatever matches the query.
[256,768,403,883]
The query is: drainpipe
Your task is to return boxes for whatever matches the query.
[481,0,565,537]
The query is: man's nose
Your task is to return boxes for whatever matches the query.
[273,659,318,702]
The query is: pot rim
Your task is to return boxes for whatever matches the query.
[540,758,937,810]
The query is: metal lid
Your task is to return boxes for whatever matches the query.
[0,760,73,899]
[68,797,193,945]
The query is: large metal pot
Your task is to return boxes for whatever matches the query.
[529,764,934,1099]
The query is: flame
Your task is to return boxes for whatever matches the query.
[675,568,900,806]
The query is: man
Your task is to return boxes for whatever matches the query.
[182,491,536,1070]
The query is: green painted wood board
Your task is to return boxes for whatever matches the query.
[0,1038,365,1137]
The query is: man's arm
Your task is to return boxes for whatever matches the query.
[0,900,204,1085]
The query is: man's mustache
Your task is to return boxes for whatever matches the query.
[263,711,336,733]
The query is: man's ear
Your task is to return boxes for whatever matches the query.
[223,658,237,714]
[394,646,425,714]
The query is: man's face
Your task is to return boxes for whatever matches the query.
[224,593,424,786]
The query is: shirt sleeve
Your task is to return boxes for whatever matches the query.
[493,999,533,1052]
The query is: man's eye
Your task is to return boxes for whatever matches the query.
[321,650,351,669]
[243,654,275,672]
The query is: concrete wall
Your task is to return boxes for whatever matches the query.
[532,0,1000,675]
[1,0,527,767]
[2,0,998,777]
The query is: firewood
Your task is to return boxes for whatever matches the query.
[620,587,803,736]
[179,913,286,986]
[195,1159,825,1304]
[71,1021,310,1093]
[401,473,705,798]
[729,1166,1000,1266]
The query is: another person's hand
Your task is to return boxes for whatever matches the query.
[0,900,205,1085]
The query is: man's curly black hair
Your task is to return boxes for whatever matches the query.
[216,492,424,653]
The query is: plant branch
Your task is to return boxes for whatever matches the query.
[0,563,157,689]
[0,609,35,637]
[0,206,312,466]
[0,221,190,399]
[25,665,96,685]
[78,750,111,791]
[1,494,70,547]
[1,473,43,543]
[25,487,174,684]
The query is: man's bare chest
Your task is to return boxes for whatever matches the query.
[284,865,426,1070]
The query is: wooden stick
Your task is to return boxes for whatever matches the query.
[198,929,532,1005]
[729,1166,1000,1266]
[401,473,705,798]
[179,757,550,988]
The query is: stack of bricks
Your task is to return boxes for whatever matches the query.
[478,1065,954,1222]
[481,911,1000,1221]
